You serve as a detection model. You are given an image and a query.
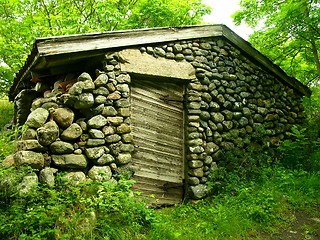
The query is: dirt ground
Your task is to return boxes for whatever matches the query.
[259,208,320,240]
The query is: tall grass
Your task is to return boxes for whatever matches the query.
[0,98,14,160]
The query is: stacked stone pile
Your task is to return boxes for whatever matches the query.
[13,68,134,187]
[140,38,304,199]
[10,37,305,200]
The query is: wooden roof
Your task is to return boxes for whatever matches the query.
[9,24,311,100]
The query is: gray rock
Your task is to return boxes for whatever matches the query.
[77,72,92,82]
[25,108,49,128]
[82,80,95,92]
[102,106,117,117]
[116,153,131,165]
[74,93,94,109]
[117,108,130,117]
[114,99,130,108]
[188,168,204,177]
[211,112,224,123]
[50,141,74,154]
[205,142,219,154]
[95,154,115,165]
[189,146,204,154]
[15,140,46,152]
[107,117,124,126]
[39,167,58,188]
[116,74,131,84]
[37,121,60,146]
[53,108,74,128]
[88,115,108,128]
[88,166,112,181]
[52,154,88,169]
[93,87,109,96]
[102,126,116,136]
[239,117,249,127]
[88,129,105,139]
[21,128,37,140]
[188,177,200,186]
[84,147,105,160]
[95,95,107,104]
[86,139,106,147]
[105,134,121,143]
[154,47,166,57]
[61,123,83,140]
[117,123,131,134]
[116,84,129,93]
[189,160,203,168]
[62,171,86,186]
[190,184,208,200]
[94,73,108,87]
[69,81,84,95]
[14,150,44,170]
[120,144,135,152]
[17,173,38,196]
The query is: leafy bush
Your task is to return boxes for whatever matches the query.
[0,172,155,240]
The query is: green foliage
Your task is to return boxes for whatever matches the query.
[233,0,320,85]
[0,98,14,160]
[0,173,155,239]
[0,0,211,96]
[278,125,320,171]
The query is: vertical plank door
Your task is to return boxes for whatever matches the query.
[131,79,184,205]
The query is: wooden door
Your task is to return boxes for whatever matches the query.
[131,79,184,205]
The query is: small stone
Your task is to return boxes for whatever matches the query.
[88,129,105,139]
[107,117,124,125]
[93,87,109,96]
[211,112,224,123]
[84,147,105,160]
[102,126,116,136]
[188,168,204,177]
[15,140,46,152]
[117,108,130,117]
[69,81,84,95]
[94,73,108,87]
[62,171,86,186]
[82,80,95,92]
[2,154,15,168]
[86,139,106,147]
[21,128,37,140]
[154,47,166,57]
[190,184,208,199]
[74,93,94,109]
[88,166,112,181]
[61,123,83,140]
[77,72,92,82]
[116,153,131,165]
[114,99,130,108]
[17,173,38,196]
[205,142,219,154]
[116,74,131,84]
[88,115,108,128]
[117,123,131,134]
[188,177,200,186]
[102,106,117,117]
[105,134,121,143]
[95,95,107,104]
[189,160,203,168]
[95,154,115,165]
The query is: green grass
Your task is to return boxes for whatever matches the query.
[0,98,319,239]
[0,98,14,160]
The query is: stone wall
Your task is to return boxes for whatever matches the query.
[12,37,305,200]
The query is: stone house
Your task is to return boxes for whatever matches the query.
[9,25,311,205]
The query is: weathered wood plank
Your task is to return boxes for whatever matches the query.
[131,78,184,205]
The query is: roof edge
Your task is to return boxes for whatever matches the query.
[9,24,311,100]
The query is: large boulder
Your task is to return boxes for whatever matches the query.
[52,108,74,128]
[14,151,44,169]
[37,121,60,146]
[52,154,88,169]
[25,108,49,128]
